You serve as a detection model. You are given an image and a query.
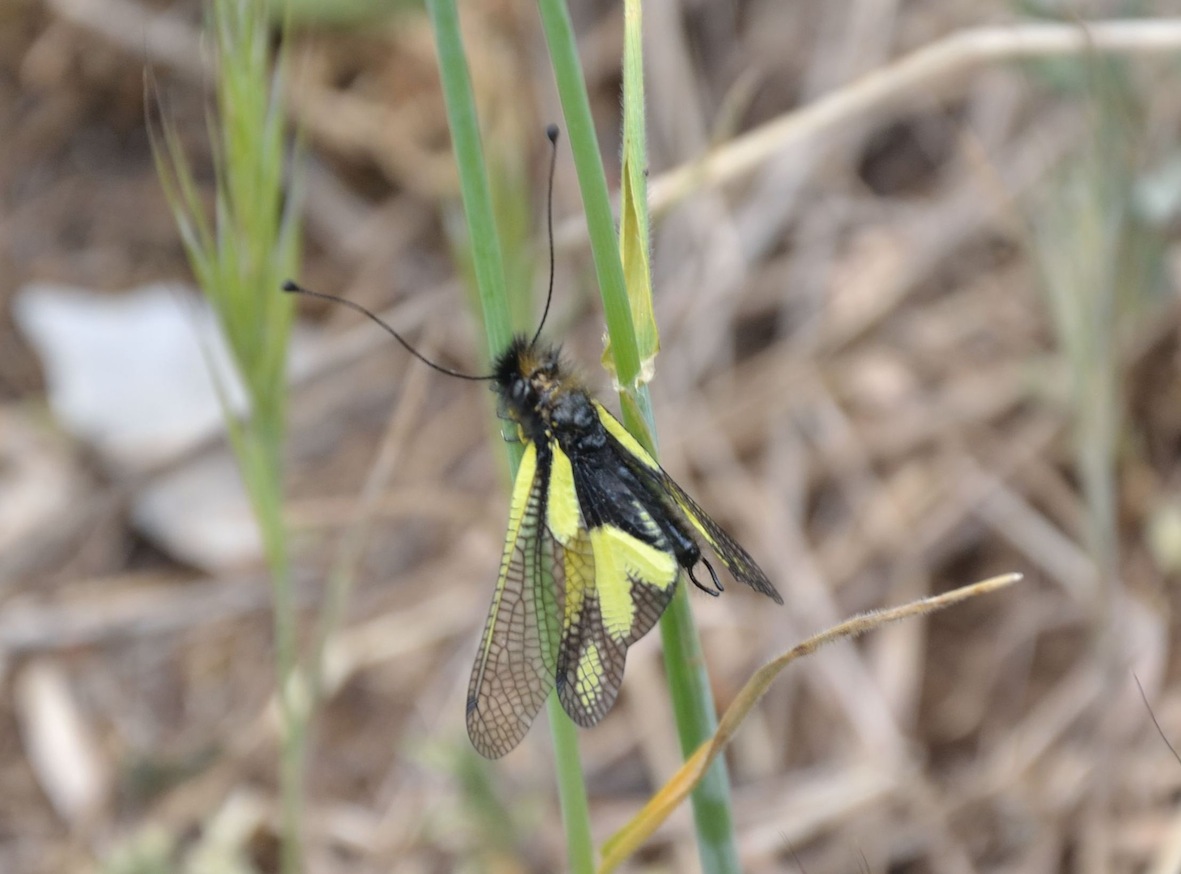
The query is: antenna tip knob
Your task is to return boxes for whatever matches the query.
[545,123,560,143]
[281,280,300,293]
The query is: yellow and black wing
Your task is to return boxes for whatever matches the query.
[594,403,783,605]
[545,439,682,726]
[469,403,779,757]
[466,442,562,758]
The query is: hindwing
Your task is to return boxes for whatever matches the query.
[568,446,681,637]
[551,520,627,726]
[550,441,681,725]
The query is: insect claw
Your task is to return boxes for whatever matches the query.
[704,558,725,594]
[688,559,724,597]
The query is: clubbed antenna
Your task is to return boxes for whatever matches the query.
[530,124,561,347]
[281,281,493,381]
[285,125,564,377]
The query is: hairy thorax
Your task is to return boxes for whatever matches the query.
[495,336,604,453]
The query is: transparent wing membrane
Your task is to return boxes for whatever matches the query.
[466,445,561,758]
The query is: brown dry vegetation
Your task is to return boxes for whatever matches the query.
[2,1,1181,872]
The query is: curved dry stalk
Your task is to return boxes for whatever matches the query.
[598,572,1024,873]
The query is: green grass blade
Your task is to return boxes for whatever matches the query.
[425,1,595,871]
[151,0,302,868]
[536,0,641,395]
[537,0,744,869]
[425,0,512,362]
[548,695,596,874]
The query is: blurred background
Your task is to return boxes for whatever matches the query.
[2,0,1181,871]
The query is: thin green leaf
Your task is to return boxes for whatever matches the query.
[426,1,594,872]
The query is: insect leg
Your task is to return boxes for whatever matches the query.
[687,558,724,597]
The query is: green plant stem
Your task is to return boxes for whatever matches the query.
[425,1,595,871]
[154,0,302,868]
[242,437,302,874]
[548,696,596,874]
[425,0,511,357]
[658,588,741,871]
[537,1,742,870]
[536,0,640,389]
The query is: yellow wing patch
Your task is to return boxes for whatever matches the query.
[467,442,564,758]
[594,402,658,469]
[562,524,592,630]
[498,443,537,585]
[575,641,605,706]
[473,442,539,685]
[596,400,783,605]
[589,526,678,641]
[547,443,582,545]
[555,524,626,726]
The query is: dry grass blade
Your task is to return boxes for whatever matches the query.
[553,18,1181,250]
[598,572,1024,873]
[647,19,1181,217]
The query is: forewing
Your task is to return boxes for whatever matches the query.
[593,402,783,605]
[466,443,562,758]
[650,469,782,604]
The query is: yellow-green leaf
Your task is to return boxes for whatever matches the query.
[602,0,658,385]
